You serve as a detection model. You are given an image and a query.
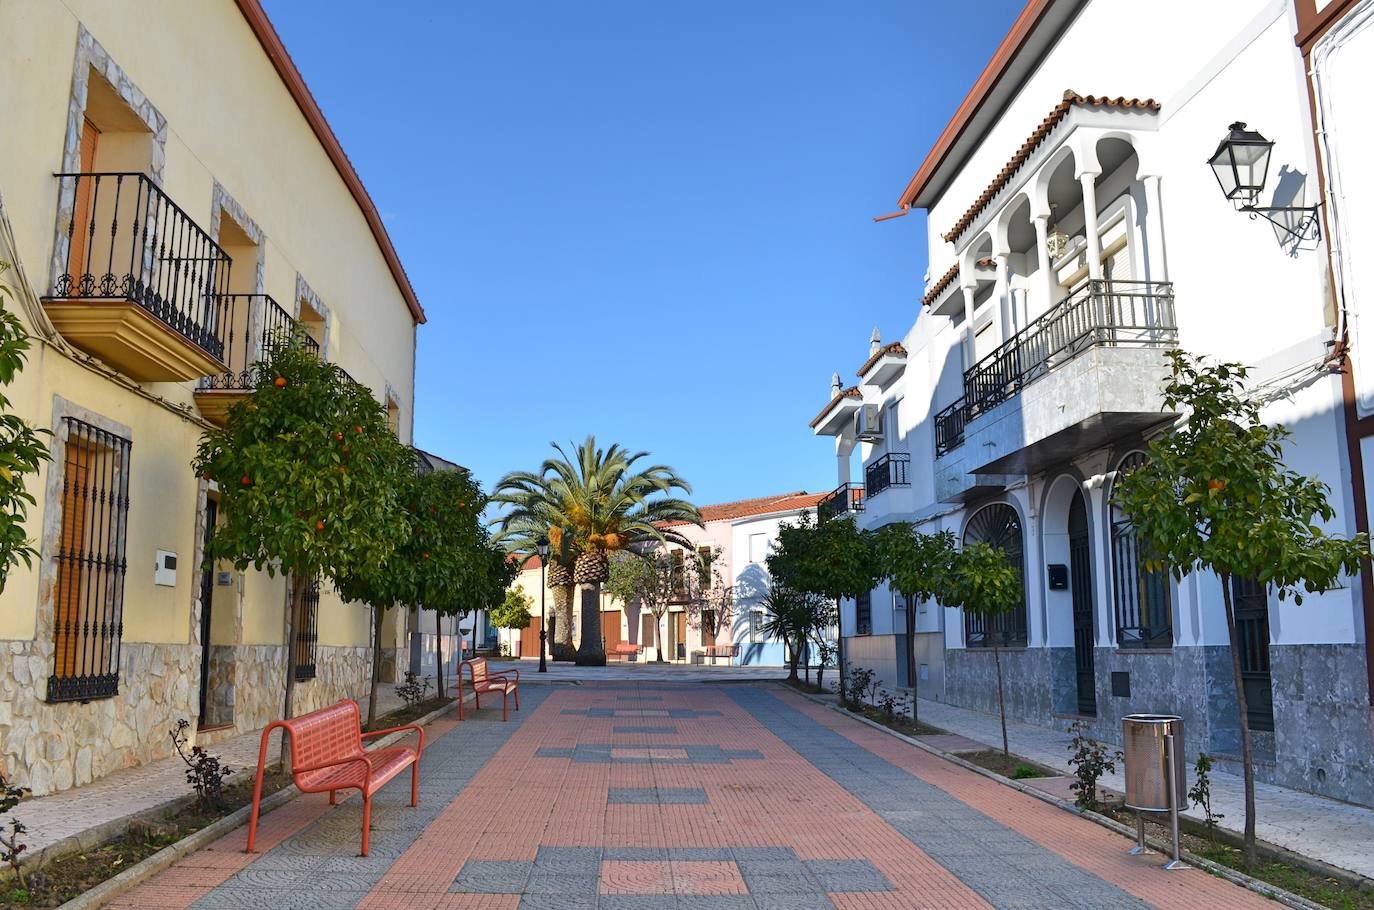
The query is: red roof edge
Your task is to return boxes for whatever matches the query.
[234,0,426,325]
[896,0,1058,212]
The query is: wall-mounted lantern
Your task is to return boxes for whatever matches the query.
[1045,204,1070,260]
[1207,121,1320,242]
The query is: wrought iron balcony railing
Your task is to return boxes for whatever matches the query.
[49,172,232,361]
[864,452,910,498]
[934,280,1177,456]
[198,295,320,391]
[818,482,864,521]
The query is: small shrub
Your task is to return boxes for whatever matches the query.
[395,671,431,708]
[1188,752,1225,838]
[0,772,29,891]
[498,640,511,658]
[846,666,876,710]
[1067,720,1121,812]
[170,719,234,809]
[1012,764,1040,780]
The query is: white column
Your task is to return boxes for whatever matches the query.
[961,286,977,367]
[1033,214,1055,313]
[1141,174,1168,283]
[836,439,852,486]
[994,253,1012,343]
[1080,173,1103,280]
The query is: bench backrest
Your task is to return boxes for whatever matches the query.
[465,658,489,685]
[284,700,363,772]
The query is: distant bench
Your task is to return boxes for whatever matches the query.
[611,642,642,662]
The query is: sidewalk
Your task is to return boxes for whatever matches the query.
[12,687,410,862]
[909,695,1374,880]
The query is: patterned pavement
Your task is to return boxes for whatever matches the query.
[104,682,1278,909]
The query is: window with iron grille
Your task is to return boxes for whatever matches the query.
[1110,452,1173,649]
[855,591,872,636]
[962,503,1028,647]
[1232,576,1275,732]
[669,550,686,600]
[48,417,132,703]
[291,575,320,680]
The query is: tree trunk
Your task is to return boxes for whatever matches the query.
[654,609,666,663]
[906,595,919,725]
[835,597,846,703]
[366,605,385,728]
[575,584,606,665]
[435,609,445,701]
[786,636,800,682]
[552,584,575,661]
[804,638,811,685]
[281,579,302,773]
[993,644,1009,758]
[816,646,826,690]
[1221,574,1258,867]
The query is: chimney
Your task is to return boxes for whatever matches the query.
[870,327,881,356]
[831,372,842,398]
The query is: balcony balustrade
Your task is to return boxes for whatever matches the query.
[43,173,233,381]
[864,452,911,498]
[818,482,864,521]
[194,294,320,424]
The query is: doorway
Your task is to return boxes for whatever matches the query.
[197,498,217,726]
[1232,577,1275,732]
[1068,491,1097,716]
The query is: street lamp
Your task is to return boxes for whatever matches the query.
[1207,121,1320,243]
[536,536,549,673]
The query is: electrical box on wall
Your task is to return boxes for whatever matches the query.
[217,571,233,587]
[1047,564,1069,590]
[154,550,177,587]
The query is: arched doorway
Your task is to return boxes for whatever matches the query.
[1068,491,1096,716]
[963,503,1027,647]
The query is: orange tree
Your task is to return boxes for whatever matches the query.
[874,524,957,724]
[1113,350,1369,866]
[941,541,1021,758]
[192,340,411,763]
[337,460,487,725]
[0,269,50,591]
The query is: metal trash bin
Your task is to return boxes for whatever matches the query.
[1122,714,1186,812]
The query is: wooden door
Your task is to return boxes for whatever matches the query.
[601,611,622,651]
[674,613,687,660]
[67,119,100,283]
[518,617,541,659]
[54,436,93,678]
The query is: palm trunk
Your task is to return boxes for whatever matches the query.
[786,636,800,682]
[281,580,302,773]
[366,605,385,728]
[993,644,1009,758]
[1221,575,1258,867]
[575,584,606,665]
[552,585,575,661]
[906,596,919,725]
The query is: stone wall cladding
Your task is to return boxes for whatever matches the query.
[203,645,236,727]
[0,641,196,796]
[944,647,1068,721]
[845,635,901,694]
[1269,643,1374,806]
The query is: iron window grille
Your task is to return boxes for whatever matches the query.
[855,591,872,636]
[48,172,232,360]
[47,417,132,703]
[865,452,911,497]
[1110,453,1173,649]
[292,575,320,680]
[962,503,1029,648]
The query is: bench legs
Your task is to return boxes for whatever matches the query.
[329,790,337,806]
[411,759,419,807]
[361,793,372,857]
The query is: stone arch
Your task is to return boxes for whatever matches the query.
[961,500,1028,648]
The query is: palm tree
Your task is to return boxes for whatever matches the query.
[493,437,701,665]
[494,516,578,661]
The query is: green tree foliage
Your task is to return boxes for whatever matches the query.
[759,582,834,682]
[1113,350,1369,865]
[492,437,700,665]
[192,340,411,760]
[491,588,533,630]
[873,524,957,722]
[606,548,674,662]
[942,541,1021,757]
[0,267,50,591]
[767,512,882,696]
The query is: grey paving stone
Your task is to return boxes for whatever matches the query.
[754,896,835,910]
[614,725,678,734]
[527,870,599,893]
[605,846,670,861]
[803,859,893,892]
[451,859,533,893]
[610,787,708,805]
[730,847,798,862]
[519,895,597,910]
[597,897,683,910]
[667,846,733,860]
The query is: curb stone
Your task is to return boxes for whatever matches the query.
[52,697,464,910]
[785,685,1330,910]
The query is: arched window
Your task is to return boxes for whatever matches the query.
[962,503,1028,647]
[1110,452,1173,648]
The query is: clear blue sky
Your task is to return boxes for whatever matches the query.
[261,1,1023,506]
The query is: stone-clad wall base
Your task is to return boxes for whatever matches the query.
[0,640,197,796]
[845,635,901,694]
[1268,643,1374,806]
[944,647,1071,723]
[204,645,236,728]
[291,645,372,717]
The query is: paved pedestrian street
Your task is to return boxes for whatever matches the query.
[106,683,1276,909]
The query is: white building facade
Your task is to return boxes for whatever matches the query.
[813,0,1374,806]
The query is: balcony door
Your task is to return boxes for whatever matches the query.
[67,119,100,282]
[1068,492,1096,716]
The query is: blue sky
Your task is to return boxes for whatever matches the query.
[261,1,1023,506]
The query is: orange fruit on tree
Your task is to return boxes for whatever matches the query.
[274,377,287,388]
[316,520,325,531]
[240,475,251,486]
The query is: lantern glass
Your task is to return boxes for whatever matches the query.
[1208,122,1273,204]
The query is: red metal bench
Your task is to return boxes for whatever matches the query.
[246,699,423,857]
[460,658,520,721]
[611,642,641,662]
[704,643,738,661]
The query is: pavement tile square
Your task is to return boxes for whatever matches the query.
[451,860,532,894]
[670,860,749,895]
[600,860,674,894]
[802,859,893,892]
[610,787,709,805]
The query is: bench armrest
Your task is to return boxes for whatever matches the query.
[488,667,520,683]
[361,723,426,755]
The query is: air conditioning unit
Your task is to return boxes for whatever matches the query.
[855,404,884,442]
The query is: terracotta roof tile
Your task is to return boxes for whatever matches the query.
[661,492,827,528]
[940,91,1160,244]
[808,386,861,429]
[857,342,907,378]
[922,262,961,308]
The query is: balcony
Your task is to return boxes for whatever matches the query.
[934,280,1177,489]
[864,452,910,498]
[194,295,320,425]
[818,483,864,521]
[43,173,230,382]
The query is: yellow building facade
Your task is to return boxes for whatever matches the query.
[0,0,423,794]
